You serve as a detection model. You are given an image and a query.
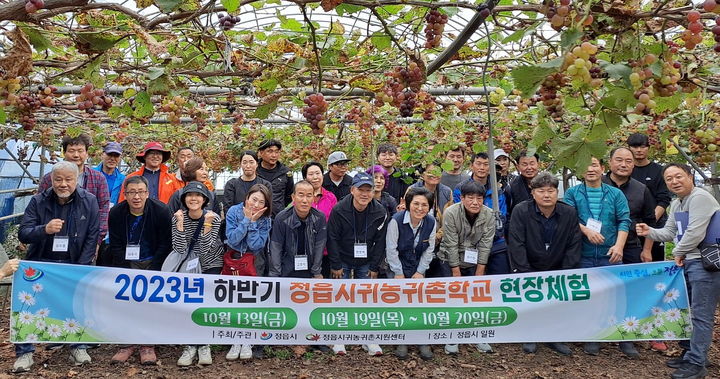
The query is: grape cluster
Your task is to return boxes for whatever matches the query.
[681,11,704,50]
[541,0,593,31]
[384,121,411,145]
[562,42,602,88]
[424,10,448,49]
[346,101,376,147]
[218,14,240,31]
[488,87,506,106]
[321,0,343,12]
[376,62,425,117]
[25,0,45,14]
[16,93,41,130]
[454,99,475,114]
[705,0,720,11]
[38,85,58,107]
[416,91,435,120]
[398,89,417,118]
[160,95,187,125]
[76,84,112,114]
[303,93,329,134]
[539,72,567,120]
[713,17,720,53]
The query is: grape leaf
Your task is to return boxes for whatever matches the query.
[654,93,684,113]
[0,107,5,124]
[253,100,278,119]
[371,32,391,50]
[560,27,583,51]
[510,58,563,98]
[335,4,364,15]
[154,0,182,13]
[133,91,154,118]
[20,27,51,51]
[221,0,240,13]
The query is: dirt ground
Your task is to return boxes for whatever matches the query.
[1,301,718,379]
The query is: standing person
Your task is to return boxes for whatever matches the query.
[94,142,125,266]
[410,162,453,218]
[327,172,389,356]
[367,165,398,216]
[323,151,353,201]
[39,134,109,246]
[108,175,172,365]
[440,146,469,190]
[564,157,631,356]
[437,180,495,355]
[302,161,337,279]
[494,149,516,188]
[223,184,272,361]
[223,150,273,212]
[377,143,411,204]
[508,151,540,214]
[119,141,183,204]
[256,139,293,217]
[15,162,99,373]
[508,172,582,356]
[174,147,195,181]
[637,163,720,379]
[174,182,223,367]
[386,187,437,361]
[269,180,327,357]
[168,157,219,214]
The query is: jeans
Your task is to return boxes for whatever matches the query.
[579,254,621,269]
[341,263,370,279]
[15,343,88,357]
[683,259,720,366]
[486,252,511,275]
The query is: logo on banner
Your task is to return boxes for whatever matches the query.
[260,332,273,340]
[22,266,43,281]
[306,334,321,341]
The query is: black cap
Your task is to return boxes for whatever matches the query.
[180,181,211,208]
[258,139,282,151]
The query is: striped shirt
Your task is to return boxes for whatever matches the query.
[171,212,224,271]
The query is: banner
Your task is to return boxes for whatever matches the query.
[10,261,690,345]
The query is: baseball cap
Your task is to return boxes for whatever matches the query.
[327,151,350,166]
[104,142,123,155]
[493,149,509,159]
[352,172,374,188]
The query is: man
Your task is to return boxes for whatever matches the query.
[39,134,109,245]
[15,161,99,373]
[269,180,327,357]
[94,142,126,266]
[119,141,183,204]
[322,151,353,201]
[494,149,516,188]
[508,151,540,215]
[637,163,720,379]
[327,172,389,356]
[508,172,582,356]
[377,143,411,204]
[438,180,495,355]
[440,145,469,189]
[109,175,172,365]
[257,139,294,217]
[564,157,631,356]
[175,147,194,181]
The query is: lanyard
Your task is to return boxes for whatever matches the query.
[126,213,146,245]
[410,217,423,249]
[352,207,369,244]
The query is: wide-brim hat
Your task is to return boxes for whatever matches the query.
[136,141,171,164]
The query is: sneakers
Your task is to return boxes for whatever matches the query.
[619,342,640,359]
[522,343,537,354]
[584,342,600,356]
[363,344,383,356]
[111,346,136,364]
[12,353,33,373]
[239,344,253,360]
[226,344,242,361]
[444,344,459,355]
[671,363,708,379]
[139,346,157,365]
[332,345,347,356]
[651,341,668,352]
[546,342,572,356]
[475,343,494,353]
[395,345,408,360]
[177,346,197,367]
[69,348,91,366]
[197,345,212,365]
[418,345,433,361]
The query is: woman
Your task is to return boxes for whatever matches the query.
[637,163,720,379]
[386,186,437,361]
[168,157,219,213]
[223,151,273,214]
[172,182,223,367]
[223,184,272,361]
[0,258,19,279]
[366,165,398,216]
[409,162,453,219]
[302,161,337,279]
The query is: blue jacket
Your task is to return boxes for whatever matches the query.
[225,202,272,255]
[19,187,99,265]
[564,183,632,257]
[94,163,125,207]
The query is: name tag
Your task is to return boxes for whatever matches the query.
[53,236,69,252]
[125,245,140,260]
[464,249,478,264]
[676,221,684,239]
[354,243,368,258]
[587,218,603,233]
[186,257,199,271]
[294,255,309,271]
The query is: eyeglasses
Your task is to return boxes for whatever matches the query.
[125,190,148,198]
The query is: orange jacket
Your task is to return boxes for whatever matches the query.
[119,164,184,204]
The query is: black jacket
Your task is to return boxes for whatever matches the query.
[386,167,413,204]
[508,200,582,272]
[108,198,173,270]
[631,162,671,226]
[19,188,99,265]
[257,162,293,217]
[268,207,327,277]
[602,174,656,246]
[327,195,389,271]
[322,173,352,202]
[508,175,533,216]
[223,176,273,214]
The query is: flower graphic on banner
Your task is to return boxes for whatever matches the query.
[663,288,680,303]
[18,291,35,307]
[621,317,640,333]
[24,334,38,342]
[664,330,677,339]
[63,319,81,334]
[639,323,654,336]
[35,308,50,318]
[650,306,663,316]
[32,283,44,293]
[18,311,34,325]
[665,308,682,322]
[654,282,667,292]
[47,325,63,338]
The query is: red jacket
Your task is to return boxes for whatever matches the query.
[119,164,183,204]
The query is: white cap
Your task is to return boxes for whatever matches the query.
[493,148,509,159]
[327,151,350,166]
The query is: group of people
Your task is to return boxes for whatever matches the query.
[10,132,719,379]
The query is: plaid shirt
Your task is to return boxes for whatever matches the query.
[39,165,110,243]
